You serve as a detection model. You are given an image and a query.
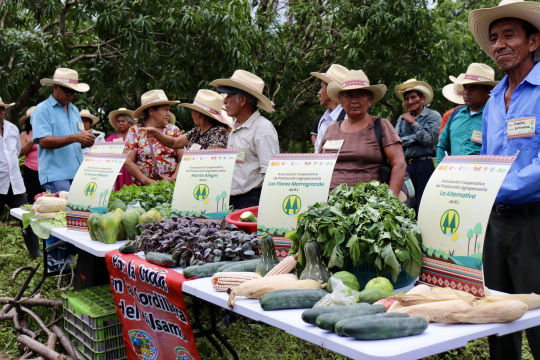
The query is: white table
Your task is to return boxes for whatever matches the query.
[50,228,127,257]
[9,207,27,220]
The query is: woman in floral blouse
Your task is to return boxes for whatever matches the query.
[124,90,182,186]
[139,89,230,151]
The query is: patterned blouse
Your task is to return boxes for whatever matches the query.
[125,124,181,186]
[185,124,228,149]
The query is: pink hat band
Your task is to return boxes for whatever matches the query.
[229,77,262,94]
[342,79,370,88]
[194,100,220,116]
[53,77,79,84]
[453,88,465,96]
[464,74,493,82]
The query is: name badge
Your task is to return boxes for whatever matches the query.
[322,139,344,150]
[236,149,247,163]
[78,122,85,131]
[189,143,202,150]
[471,130,482,144]
[508,117,536,139]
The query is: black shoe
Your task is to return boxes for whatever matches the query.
[22,228,42,258]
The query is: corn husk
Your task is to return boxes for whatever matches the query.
[431,287,476,303]
[476,293,540,310]
[390,299,472,322]
[406,284,432,295]
[434,300,528,324]
[392,292,475,306]
[250,280,322,299]
[227,274,297,308]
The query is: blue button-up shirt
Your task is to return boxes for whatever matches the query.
[396,106,442,159]
[31,95,83,185]
[481,62,540,205]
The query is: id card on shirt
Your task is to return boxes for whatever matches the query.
[322,139,344,150]
[78,122,85,131]
[471,130,482,144]
[113,138,124,143]
[236,149,247,163]
[189,143,202,150]
[508,117,536,139]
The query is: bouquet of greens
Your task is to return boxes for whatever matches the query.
[108,181,174,211]
[289,181,423,282]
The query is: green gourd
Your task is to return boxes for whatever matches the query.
[299,241,330,283]
[91,215,104,242]
[87,212,100,240]
[121,209,141,240]
[255,233,280,276]
[107,198,127,212]
[98,213,122,244]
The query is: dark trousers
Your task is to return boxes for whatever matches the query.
[0,185,27,211]
[406,158,435,216]
[229,187,262,210]
[23,165,43,204]
[484,209,540,360]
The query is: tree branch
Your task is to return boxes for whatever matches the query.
[121,94,135,109]
[68,37,119,49]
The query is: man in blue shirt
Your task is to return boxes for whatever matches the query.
[31,68,95,192]
[470,1,540,359]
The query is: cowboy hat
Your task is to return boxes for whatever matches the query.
[469,0,540,62]
[0,97,15,110]
[394,79,434,106]
[108,108,136,130]
[442,75,466,105]
[450,63,499,86]
[310,64,349,85]
[80,109,99,126]
[132,90,181,119]
[40,68,89,93]
[211,70,274,113]
[326,70,387,105]
[19,106,36,125]
[180,90,232,126]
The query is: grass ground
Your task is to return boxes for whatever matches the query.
[0,222,534,360]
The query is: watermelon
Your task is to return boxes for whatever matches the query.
[364,277,393,293]
[327,271,359,293]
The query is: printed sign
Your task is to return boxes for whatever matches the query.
[418,155,516,297]
[66,153,127,231]
[105,251,199,360]
[171,149,238,220]
[322,139,344,150]
[89,142,126,154]
[508,117,535,139]
[257,153,338,258]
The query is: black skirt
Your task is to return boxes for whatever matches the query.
[23,165,43,204]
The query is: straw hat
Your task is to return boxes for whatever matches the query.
[211,70,274,113]
[19,106,36,125]
[108,108,135,129]
[310,64,349,85]
[0,97,15,109]
[442,74,466,105]
[132,90,180,119]
[80,109,99,126]
[326,70,387,105]
[394,79,434,106]
[169,112,176,125]
[179,90,232,126]
[450,63,499,86]
[469,0,540,61]
[40,68,89,93]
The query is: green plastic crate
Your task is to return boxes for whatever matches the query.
[65,319,124,352]
[67,331,127,360]
[64,318,123,341]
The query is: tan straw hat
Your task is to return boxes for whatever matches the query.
[80,109,99,126]
[442,74,466,105]
[310,64,349,85]
[169,112,176,125]
[19,106,36,125]
[0,97,15,109]
[326,70,387,105]
[40,68,89,93]
[450,63,499,86]
[211,70,274,113]
[132,90,180,119]
[469,0,540,61]
[394,79,434,106]
[108,108,135,129]
[180,89,232,126]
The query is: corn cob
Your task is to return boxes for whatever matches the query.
[227,274,298,308]
[433,300,528,324]
[390,299,472,322]
[211,272,261,292]
[476,293,540,310]
[264,254,298,277]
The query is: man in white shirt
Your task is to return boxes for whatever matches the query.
[310,64,349,152]
[80,109,105,158]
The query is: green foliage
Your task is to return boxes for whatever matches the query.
[108,181,174,210]
[474,222,483,235]
[467,228,474,238]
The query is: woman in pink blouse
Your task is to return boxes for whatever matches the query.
[19,107,43,203]
[106,108,135,190]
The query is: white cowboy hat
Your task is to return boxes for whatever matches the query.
[40,68,89,93]
[19,106,36,125]
[394,79,434,106]
[80,109,100,126]
[442,74,466,105]
[108,108,136,130]
[211,70,274,113]
[326,70,387,105]
[310,64,349,85]
[0,97,15,110]
[132,90,181,119]
[469,0,540,62]
[450,63,499,86]
[180,90,232,126]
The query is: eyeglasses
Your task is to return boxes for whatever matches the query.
[59,85,77,96]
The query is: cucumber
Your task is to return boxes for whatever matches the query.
[260,289,328,311]
[343,317,428,340]
[183,262,231,278]
[217,259,260,272]
[119,240,137,254]
[223,260,261,273]
[301,303,372,325]
[316,305,386,331]
[145,252,178,268]
[335,313,409,336]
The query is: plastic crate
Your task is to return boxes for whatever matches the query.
[67,331,127,360]
[65,318,124,351]
[345,262,415,290]
[64,318,123,341]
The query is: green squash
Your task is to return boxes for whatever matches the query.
[107,198,127,213]
[98,213,122,244]
[122,209,141,240]
[255,233,280,276]
[87,212,100,241]
[91,215,104,242]
[299,241,330,283]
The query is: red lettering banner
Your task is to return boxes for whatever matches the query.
[105,250,200,360]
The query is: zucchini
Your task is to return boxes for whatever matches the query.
[119,240,137,254]
[343,317,428,340]
[183,262,231,278]
[260,289,328,311]
[217,259,260,272]
[145,252,178,268]
[301,303,372,325]
[223,259,261,273]
[316,305,386,331]
[335,313,409,336]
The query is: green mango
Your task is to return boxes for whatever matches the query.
[87,212,100,241]
[122,209,140,240]
[98,213,122,244]
[91,215,104,242]
[107,198,127,213]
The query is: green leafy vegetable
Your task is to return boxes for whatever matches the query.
[108,181,174,211]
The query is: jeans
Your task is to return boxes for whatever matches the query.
[42,179,72,193]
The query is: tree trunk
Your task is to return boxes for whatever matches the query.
[5,72,48,127]
[301,108,307,153]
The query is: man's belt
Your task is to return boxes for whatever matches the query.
[492,201,540,217]
[406,156,432,165]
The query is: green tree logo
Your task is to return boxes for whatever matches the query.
[84,182,97,196]
[440,209,459,235]
[282,195,301,216]
[193,184,209,201]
